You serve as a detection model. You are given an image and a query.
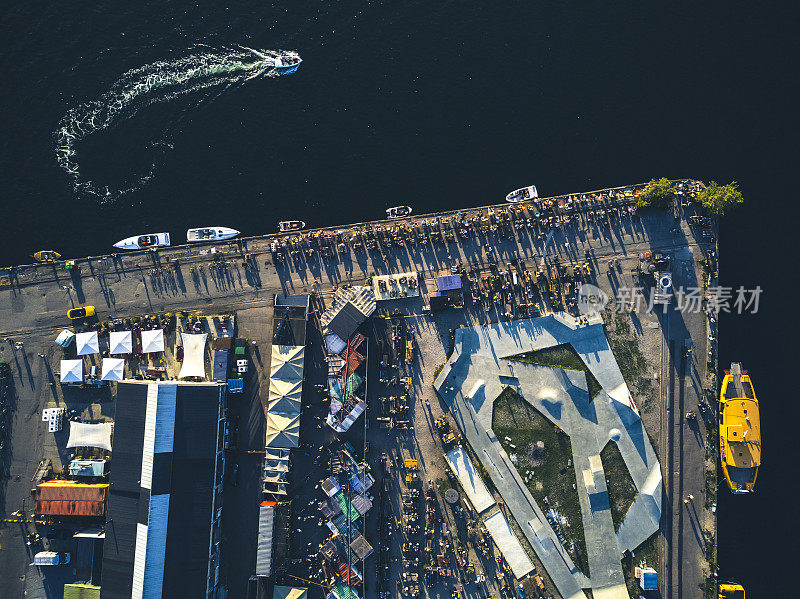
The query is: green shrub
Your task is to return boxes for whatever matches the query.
[637,178,674,209]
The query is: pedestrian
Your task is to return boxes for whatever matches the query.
[683,498,689,505]
[688,493,694,501]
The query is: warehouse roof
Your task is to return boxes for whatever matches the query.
[101,381,224,599]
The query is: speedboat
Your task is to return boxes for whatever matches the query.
[113,232,171,250]
[386,206,413,219]
[505,185,538,203]
[274,53,302,72]
[278,220,306,233]
[32,250,61,262]
[186,227,240,243]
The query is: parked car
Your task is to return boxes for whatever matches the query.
[67,305,95,320]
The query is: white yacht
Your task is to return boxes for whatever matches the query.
[386,206,413,219]
[505,185,538,203]
[278,220,306,233]
[113,232,170,250]
[186,227,240,243]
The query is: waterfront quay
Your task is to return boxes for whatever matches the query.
[0,180,717,599]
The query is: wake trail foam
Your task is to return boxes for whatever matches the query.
[55,47,297,203]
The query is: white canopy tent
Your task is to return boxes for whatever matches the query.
[179,333,208,379]
[101,358,125,381]
[267,378,302,414]
[75,331,99,356]
[140,329,165,354]
[265,413,300,448]
[109,330,133,355]
[66,421,113,451]
[270,345,305,381]
[60,359,83,383]
[55,330,75,348]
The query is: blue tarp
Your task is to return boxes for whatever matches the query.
[227,379,244,393]
[213,349,229,382]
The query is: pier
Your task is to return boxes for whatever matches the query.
[0,179,717,599]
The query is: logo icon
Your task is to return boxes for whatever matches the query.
[577,283,609,316]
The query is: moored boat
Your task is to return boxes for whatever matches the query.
[186,227,240,243]
[386,206,413,219]
[505,185,538,203]
[113,232,171,250]
[278,220,305,233]
[718,582,746,598]
[719,363,761,494]
[33,250,61,262]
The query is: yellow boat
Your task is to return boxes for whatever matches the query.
[32,250,61,262]
[719,363,761,493]
[718,582,746,598]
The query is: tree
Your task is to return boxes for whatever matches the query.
[697,181,744,216]
[637,178,674,209]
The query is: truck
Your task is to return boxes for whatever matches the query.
[33,551,71,566]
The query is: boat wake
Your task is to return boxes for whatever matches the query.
[55,47,298,203]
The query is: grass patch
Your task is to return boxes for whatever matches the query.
[705,468,718,509]
[492,387,589,576]
[621,531,658,598]
[433,362,446,382]
[600,441,638,531]
[507,343,603,399]
[435,477,452,494]
[609,313,649,385]
[702,527,715,584]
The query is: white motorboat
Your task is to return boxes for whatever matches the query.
[113,232,171,250]
[505,185,538,203]
[278,220,306,233]
[386,206,413,219]
[186,227,240,243]
[273,53,302,72]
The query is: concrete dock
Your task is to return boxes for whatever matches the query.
[0,180,717,599]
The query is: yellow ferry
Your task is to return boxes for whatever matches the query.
[719,363,761,494]
[718,582,746,598]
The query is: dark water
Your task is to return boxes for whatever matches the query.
[0,1,795,594]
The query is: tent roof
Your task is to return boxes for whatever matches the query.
[101,358,125,381]
[60,359,83,383]
[274,587,308,599]
[66,421,113,451]
[76,331,99,356]
[265,413,300,448]
[179,332,207,379]
[56,330,75,347]
[69,459,107,477]
[109,330,132,354]
[140,328,165,353]
[256,503,276,577]
[270,345,305,381]
[268,378,302,414]
[437,274,462,291]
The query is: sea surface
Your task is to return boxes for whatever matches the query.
[0,2,796,595]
